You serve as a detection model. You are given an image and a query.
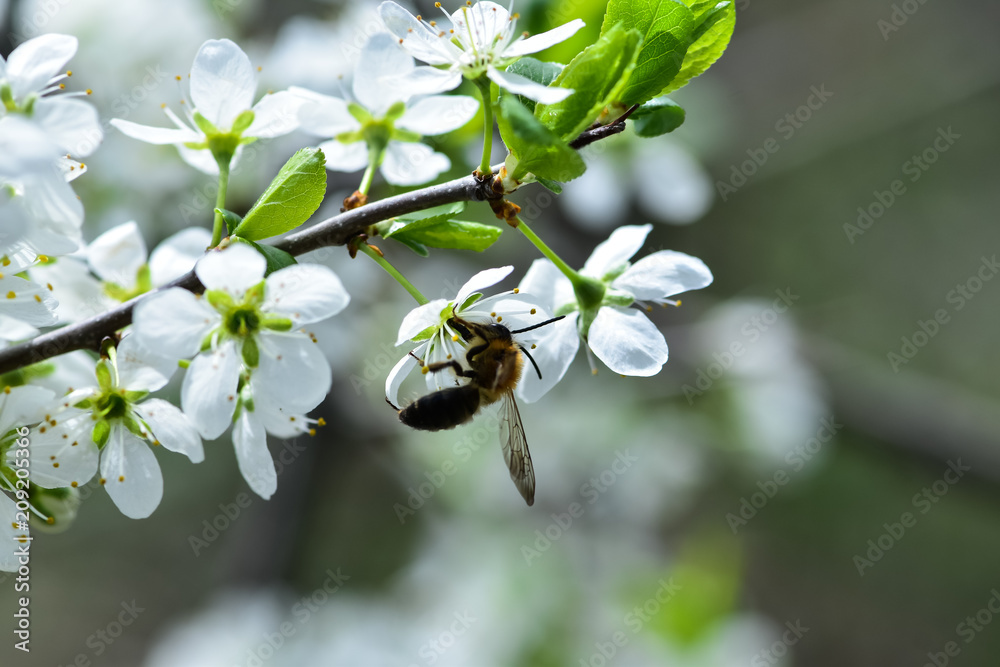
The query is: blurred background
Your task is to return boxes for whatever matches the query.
[3,0,1000,665]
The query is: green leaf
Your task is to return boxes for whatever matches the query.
[231,237,298,276]
[216,208,243,236]
[659,1,736,96]
[231,148,327,242]
[536,177,564,194]
[602,0,695,106]
[496,95,586,183]
[384,216,503,253]
[534,24,642,142]
[504,58,564,113]
[631,97,686,136]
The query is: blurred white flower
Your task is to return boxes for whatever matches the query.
[132,244,350,498]
[295,32,479,187]
[111,39,306,175]
[379,0,583,103]
[519,224,713,397]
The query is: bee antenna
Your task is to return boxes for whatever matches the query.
[509,315,565,335]
[519,344,543,380]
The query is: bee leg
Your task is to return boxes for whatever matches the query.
[425,359,476,379]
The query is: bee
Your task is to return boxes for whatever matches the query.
[390,312,564,506]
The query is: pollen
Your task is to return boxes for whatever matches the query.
[646,306,653,312]
[446,354,452,360]
[430,20,437,26]
[86,89,93,95]
[435,1,441,6]
[415,14,422,20]
[228,395,235,401]
[118,475,125,482]
[452,334,460,341]
[161,102,166,108]
[6,291,14,299]
[46,516,55,525]
[39,425,46,433]
[438,31,446,37]
[308,429,317,436]
[399,38,404,44]
[318,418,327,426]
[71,482,78,488]
[531,344,537,349]
[47,283,53,291]
[66,70,73,76]
[530,308,536,314]
[2,387,9,394]
[496,316,503,322]
[257,66,262,72]
[175,75,182,81]
[34,294,42,302]
[408,28,413,32]
[62,434,68,439]
[52,462,59,468]
[71,441,78,447]
[421,366,430,375]
[99,478,106,485]
[513,288,520,294]
[59,83,65,89]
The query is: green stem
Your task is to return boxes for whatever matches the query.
[514,216,578,281]
[359,145,383,195]
[474,78,494,175]
[358,244,429,305]
[210,157,231,247]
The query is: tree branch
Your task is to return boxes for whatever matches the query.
[0,116,634,376]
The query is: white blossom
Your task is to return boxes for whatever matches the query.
[379,1,583,103]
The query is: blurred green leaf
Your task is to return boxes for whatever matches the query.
[232,148,327,241]
[496,95,586,183]
[601,0,695,106]
[632,97,686,136]
[534,24,642,142]
[659,0,736,96]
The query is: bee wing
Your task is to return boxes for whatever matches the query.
[499,390,535,506]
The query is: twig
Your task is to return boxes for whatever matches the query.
[0,114,636,376]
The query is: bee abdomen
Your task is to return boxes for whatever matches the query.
[398,385,481,431]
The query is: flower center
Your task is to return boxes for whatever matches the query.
[225,307,261,338]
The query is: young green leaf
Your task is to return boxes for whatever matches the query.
[496,95,586,184]
[631,97,686,136]
[231,237,298,275]
[231,147,327,242]
[385,218,503,253]
[659,0,736,96]
[601,0,695,107]
[534,24,642,142]
[215,208,243,236]
[504,58,565,113]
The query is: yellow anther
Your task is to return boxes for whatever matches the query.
[421,366,430,375]
[52,462,59,468]
[317,417,327,426]
[175,75,182,81]
[513,288,520,293]
[118,475,125,482]
[66,70,73,76]
[530,308,536,314]
[71,482,78,488]
[34,294,42,302]
[5,291,13,299]
[59,83,65,89]
[46,517,54,525]
[99,478,107,485]
[85,89,92,95]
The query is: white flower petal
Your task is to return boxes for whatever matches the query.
[148,227,212,286]
[0,274,58,327]
[503,19,585,58]
[181,341,241,440]
[378,1,457,66]
[396,299,449,345]
[134,399,204,464]
[386,345,422,407]
[0,385,54,436]
[455,266,514,308]
[132,288,218,359]
[86,221,147,287]
[318,140,369,173]
[233,410,276,499]
[582,224,652,279]
[100,426,163,519]
[264,263,350,326]
[255,333,331,414]
[255,400,311,439]
[450,2,511,50]
[390,66,463,98]
[5,34,77,100]
[380,141,450,186]
[32,97,102,157]
[175,143,224,175]
[588,306,668,376]
[190,39,257,129]
[614,250,714,300]
[246,90,306,138]
[519,258,575,312]
[115,334,174,392]
[292,87,360,137]
[353,32,416,112]
[195,244,266,295]
[0,314,36,344]
[487,65,573,104]
[110,118,201,145]
[28,416,98,489]
[396,95,479,136]
[516,311,580,403]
